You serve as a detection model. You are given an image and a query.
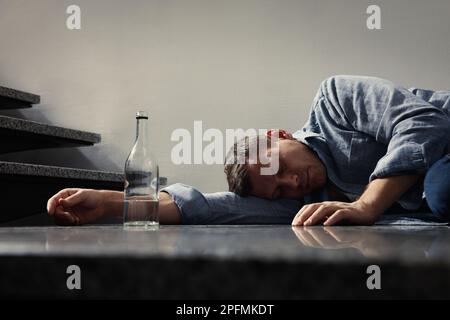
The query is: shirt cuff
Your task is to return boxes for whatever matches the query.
[160,183,210,224]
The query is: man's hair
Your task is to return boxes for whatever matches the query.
[224,135,272,196]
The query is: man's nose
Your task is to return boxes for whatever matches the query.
[279,174,299,189]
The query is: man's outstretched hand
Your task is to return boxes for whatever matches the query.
[47,188,109,226]
[291,201,380,226]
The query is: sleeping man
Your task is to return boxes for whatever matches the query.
[47,76,450,226]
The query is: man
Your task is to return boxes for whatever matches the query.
[47,76,450,226]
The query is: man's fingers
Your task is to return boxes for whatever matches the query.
[292,204,320,226]
[47,188,80,215]
[47,191,69,215]
[304,205,335,226]
[292,206,309,226]
[323,209,350,226]
[59,190,86,209]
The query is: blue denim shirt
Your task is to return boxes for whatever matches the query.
[294,75,450,210]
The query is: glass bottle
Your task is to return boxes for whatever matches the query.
[123,111,159,229]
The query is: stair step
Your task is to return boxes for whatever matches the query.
[0,115,100,153]
[0,161,123,182]
[0,161,124,223]
[0,86,40,109]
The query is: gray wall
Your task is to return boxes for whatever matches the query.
[1,0,449,192]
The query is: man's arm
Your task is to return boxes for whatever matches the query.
[291,174,420,226]
[47,189,181,225]
[103,190,181,224]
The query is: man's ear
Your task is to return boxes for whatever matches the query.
[267,129,294,140]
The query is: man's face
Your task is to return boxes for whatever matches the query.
[247,139,327,200]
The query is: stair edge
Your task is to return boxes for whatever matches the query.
[0,86,40,104]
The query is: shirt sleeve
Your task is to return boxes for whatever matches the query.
[319,75,450,180]
[161,183,301,225]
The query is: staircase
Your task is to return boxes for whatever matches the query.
[0,85,124,224]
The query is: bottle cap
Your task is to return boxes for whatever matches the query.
[136,111,148,119]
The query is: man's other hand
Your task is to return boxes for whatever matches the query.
[291,201,379,226]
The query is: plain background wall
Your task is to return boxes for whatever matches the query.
[1,0,449,192]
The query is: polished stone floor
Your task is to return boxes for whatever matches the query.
[0,225,449,298]
[0,225,449,264]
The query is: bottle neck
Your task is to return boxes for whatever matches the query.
[135,117,149,145]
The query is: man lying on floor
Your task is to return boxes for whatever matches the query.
[47,75,450,226]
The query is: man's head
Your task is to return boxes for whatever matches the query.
[224,132,327,200]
